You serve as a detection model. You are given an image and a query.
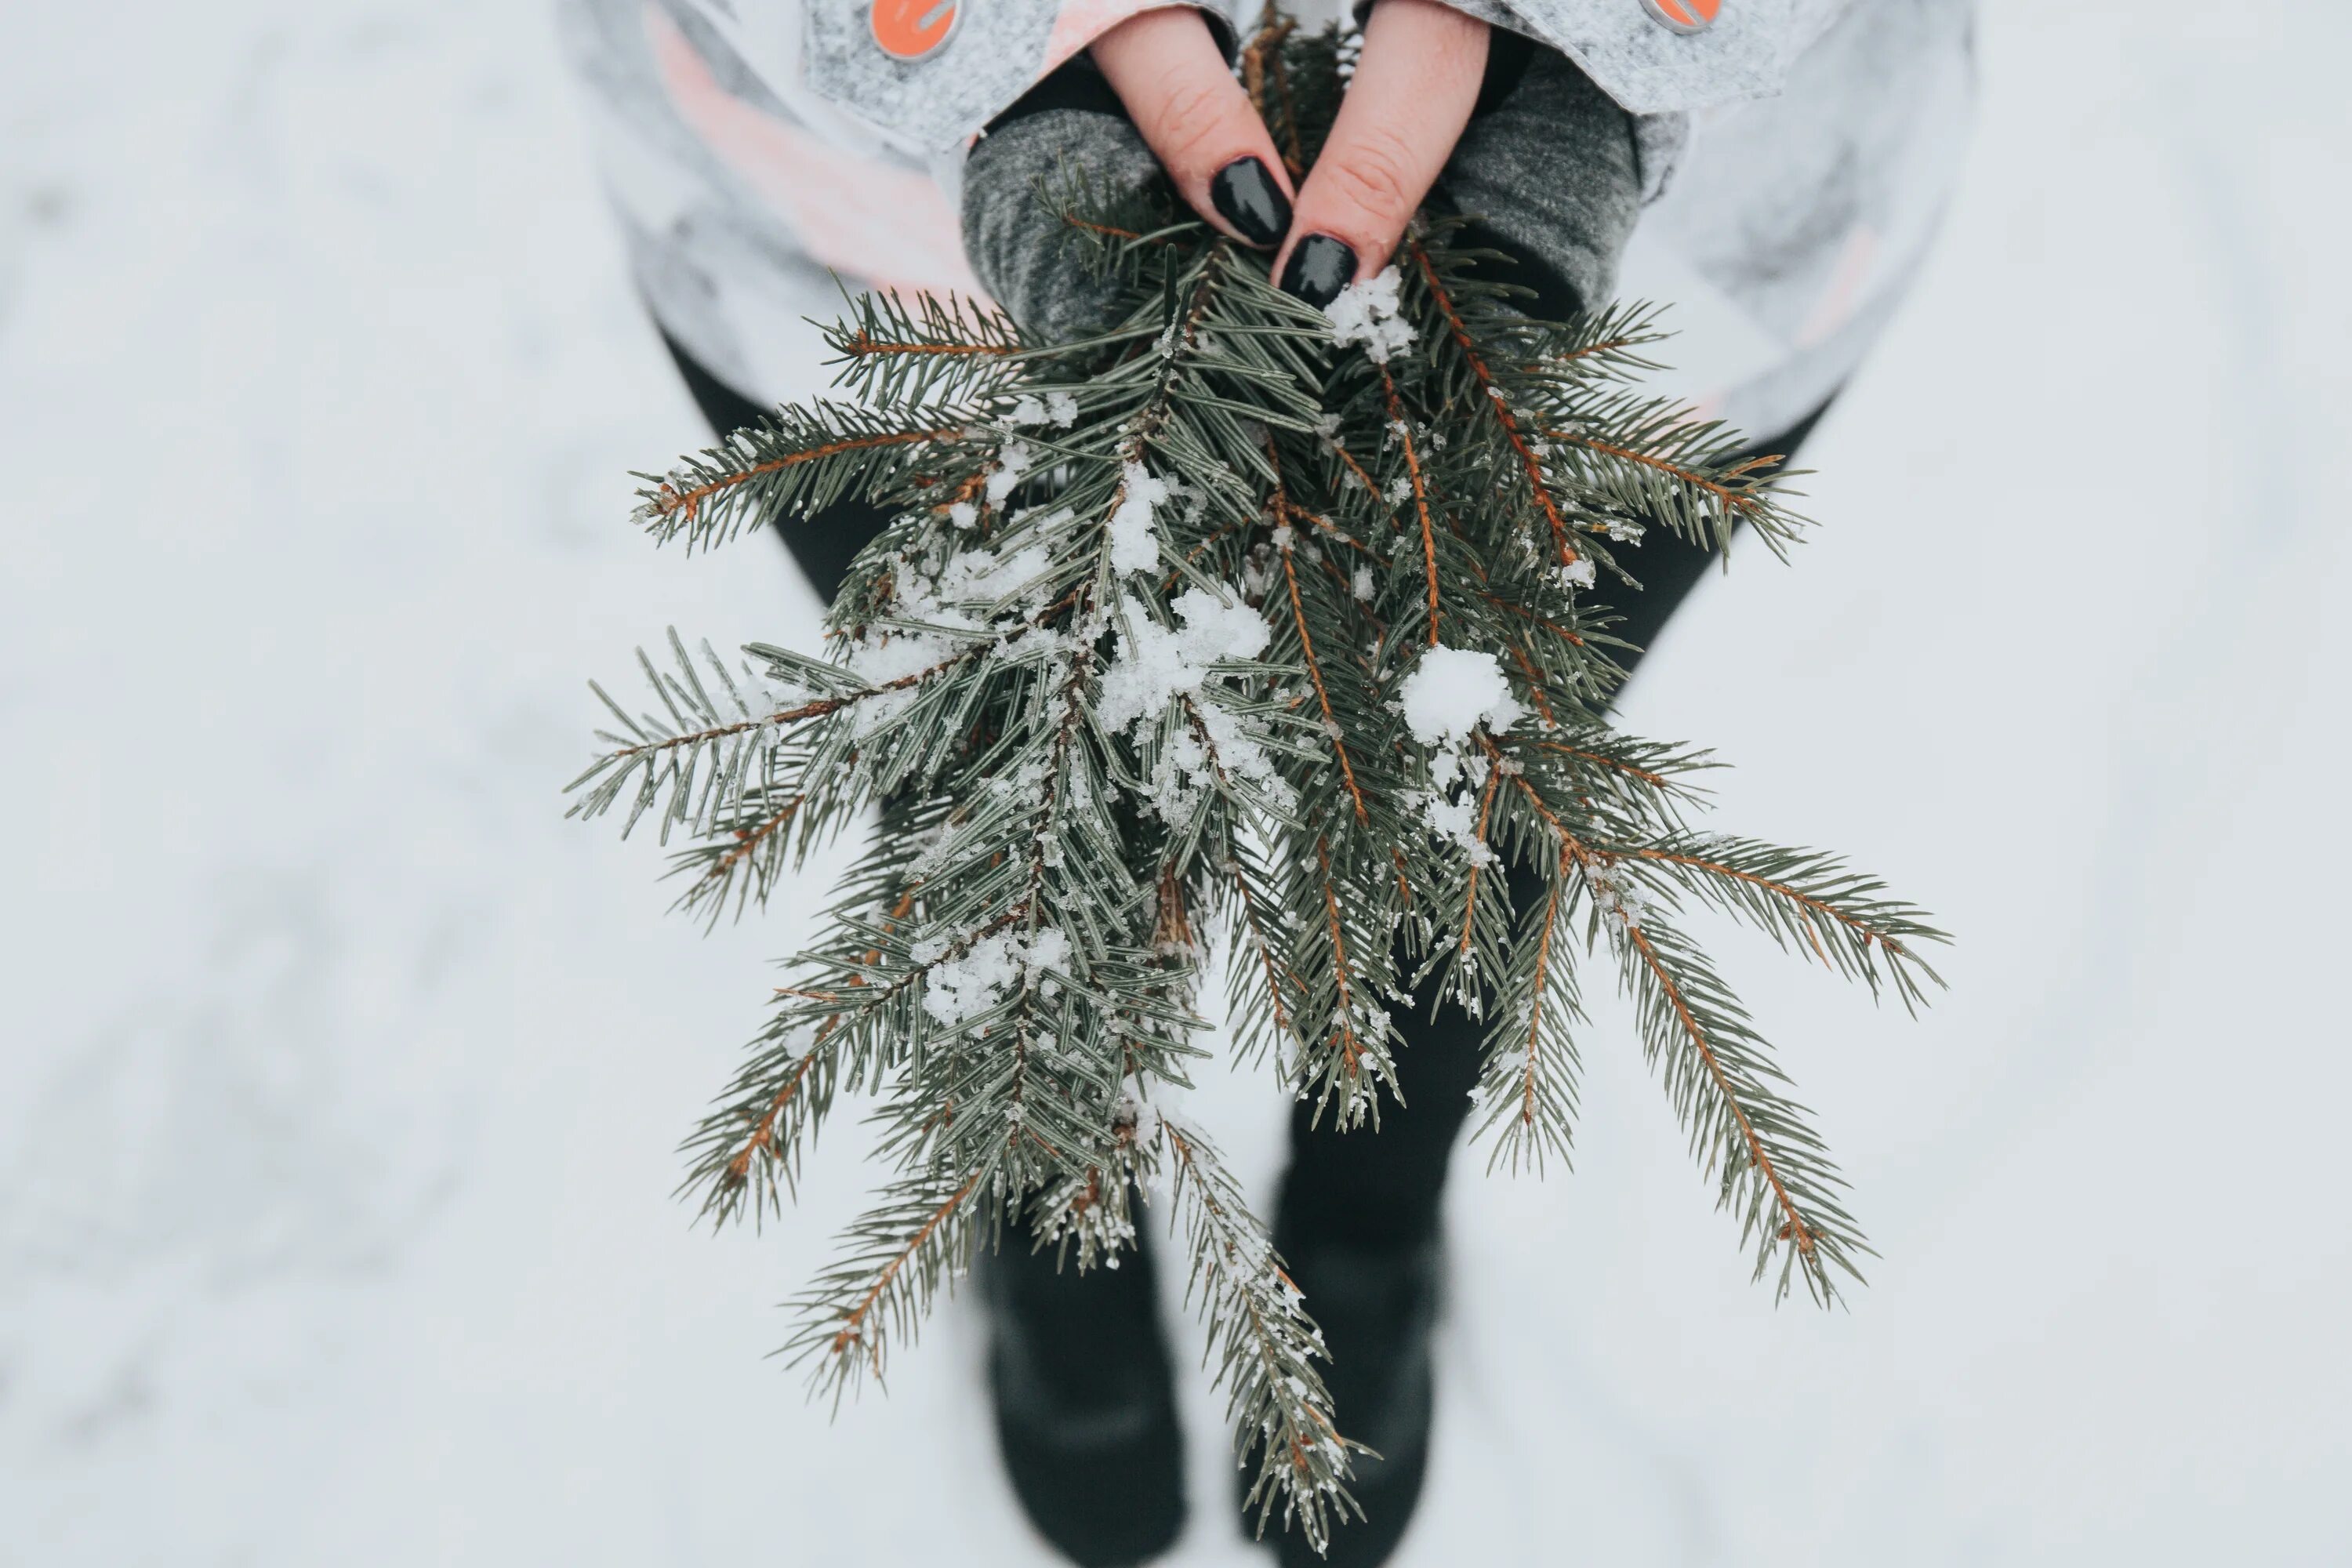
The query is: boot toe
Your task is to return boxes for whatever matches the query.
[980,1235,1187,1566]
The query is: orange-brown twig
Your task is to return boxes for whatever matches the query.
[1279,542,1370,824]
[694,794,804,895]
[1239,17,1305,177]
[1482,590,1587,649]
[1315,839,1364,1080]
[1544,331,1651,366]
[1320,436,1385,513]
[1520,853,1569,1136]
[606,590,1080,767]
[724,1045,823,1182]
[1278,497,1371,555]
[828,1171,982,1369]
[1624,925,1816,1257]
[838,334,1010,360]
[1457,764,1501,962]
[1379,369,1440,644]
[1504,643,1558,729]
[1162,519,1245,593]
[1229,863,1302,1047]
[1477,732,1575,848]
[1060,214,1160,245]
[655,427,961,524]
[1542,428,1770,521]
[1628,848,1907,963]
[721,883,933,1181]
[1535,741,1669,789]
[1408,242,1582,572]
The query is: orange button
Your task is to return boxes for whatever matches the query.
[1641,0,1720,33]
[871,0,959,60]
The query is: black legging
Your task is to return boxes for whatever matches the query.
[661,328,1829,1247]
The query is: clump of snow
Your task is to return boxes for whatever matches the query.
[1107,461,1172,575]
[920,925,1070,1026]
[1581,858,1648,929]
[1556,556,1596,590]
[1140,726,1211,827]
[1396,645,1526,749]
[1097,590,1289,821]
[1026,927,1069,973]
[1385,476,1413,505]
[946,500,978,530]
[836,536,1054,737]
[1005,390,1080,427]
[1322,267,1417,363]
[745,670,810,723]
[938,540,1047,608]
[1352,565,1375,601]
[1421,791,1472,844]
[985,441,1033,503]
[1418,778,1501,866]
[842,629,952,737]
[1601,516,1646,544]
[1098,589,1269,733]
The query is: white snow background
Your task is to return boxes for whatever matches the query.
[3,2,2347,1563]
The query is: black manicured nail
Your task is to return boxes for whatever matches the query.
[1210,156,1291,248]
[1279,234,1358,310]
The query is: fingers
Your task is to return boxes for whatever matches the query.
[1091,9,1296,249]
[1273,0,1489,307]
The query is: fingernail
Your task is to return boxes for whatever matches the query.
[1210,156,1292,248]
[1279,234,1358,310]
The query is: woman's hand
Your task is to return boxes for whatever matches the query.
[1090,0,1489,305]
[961,2,1642,336]
[1083,9,1300,251]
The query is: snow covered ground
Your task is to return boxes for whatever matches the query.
[3,2,2347,1563]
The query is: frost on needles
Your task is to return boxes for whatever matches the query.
[565,20,1947,1555]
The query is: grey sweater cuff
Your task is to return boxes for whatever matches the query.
[1439,42,1646,318]
[962,101,1160,344]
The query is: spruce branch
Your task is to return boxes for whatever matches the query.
[784,1167,982,1406]
[636,411,970,554]
[1618,833,1947,1009]
[573,18,1947,1548]
[1161,1116,1359,1549]
[1474,844,1586,1175]
[1616,913,1871,1304]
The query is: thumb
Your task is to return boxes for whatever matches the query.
[1270,0,1489,306]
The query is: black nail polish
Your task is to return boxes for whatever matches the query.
[1209,157,1291,248]
[1279,234,1357,310]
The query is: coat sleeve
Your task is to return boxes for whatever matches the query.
[683,0,1853,154]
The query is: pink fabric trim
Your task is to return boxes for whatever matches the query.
[1042,0,1203,75]
[1795,223,1879,350]
[645,5,989,303]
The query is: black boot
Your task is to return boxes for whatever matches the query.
[1264,1211,1444,1568]
[978,1224,1186,1566]
[1250,957,1485,1566]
